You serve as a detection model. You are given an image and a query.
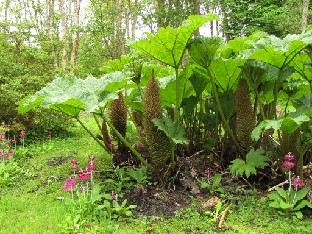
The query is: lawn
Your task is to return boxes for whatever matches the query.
[1,117,311,234]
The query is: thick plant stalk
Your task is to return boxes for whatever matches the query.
[77,117,109,152]
[174,67,180,123]
[93,113,111,146]
[103,115,149,168]
[207,70,246,157]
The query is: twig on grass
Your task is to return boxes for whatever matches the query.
[218,204,231,229]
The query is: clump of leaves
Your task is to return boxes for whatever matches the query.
[198,173,224,195]
[0,160,22,188]
[229,148,270,178]
[128,167,152,185]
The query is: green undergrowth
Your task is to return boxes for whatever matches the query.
[0,117,311,234]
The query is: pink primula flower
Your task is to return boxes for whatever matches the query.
[293,177,304,188]
[284,153,295,161]
[62,178,77,192]
[86,163,96,172]
[0,133,6,141]
[70,165,79,170]
[8,149,15,157]
[19,131,25,137]
[70,159,78,164]
[78,170,90,181]
[283,160,295,169]
[204,168,213,175]
[66,178,77,186]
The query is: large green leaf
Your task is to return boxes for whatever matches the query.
[275,188,287,199]
[291,94,312,117]
[188,36,224,68]
[279,201,293,209]
[281,115,310,135]
[290,54,312,81]
[17,72,129,117]
[131,14,218,68]
[248,34,312,69]
[100,55,131,73]
[52,98,85,117]
[252,113,310,140]
[17,95,45,114]
[209,58,245,92]
[295,188,309,202]
[159,69,194,108]
[189,71,209,96]
[152,117,189,145]
[246,148,270,169]
[251,119,282,141]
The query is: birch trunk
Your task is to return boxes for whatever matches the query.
[131,0,138,40]
[302,0,310,32]
[60,0,67,71]
[70,0,82,74]
[47,0,58,68]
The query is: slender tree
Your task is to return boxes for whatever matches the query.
[60,0,68,71]
[70,0,82,74]
[302,0,310,32]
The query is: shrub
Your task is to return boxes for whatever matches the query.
[0,75,74,140]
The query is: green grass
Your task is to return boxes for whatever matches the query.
[1,117,311,234]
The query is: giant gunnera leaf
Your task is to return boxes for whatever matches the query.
[131,14,218,68]
[247,33,312,69]
[17,72,129,117]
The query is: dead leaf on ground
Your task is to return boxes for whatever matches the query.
[200,196,220,210]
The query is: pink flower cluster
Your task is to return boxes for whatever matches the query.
[0,133,6,141]
[283,152,304,189]
[204,168,213,175]
[283,153,295,169]
[62,156,97,192]
[0,132,15,160]
[0,148,15,159]
[62,178,77,192]
[293,176,303,188]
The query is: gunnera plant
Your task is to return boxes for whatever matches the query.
[143,70,171,181]
[235,78,255,152]
[110,91,127,139]
[110,91,128,162]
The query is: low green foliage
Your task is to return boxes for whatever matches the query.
[128,167,152,185]
[268,187,312,219]
[0,159,22,187]
[229,148,271,178]
[198,173,224,195]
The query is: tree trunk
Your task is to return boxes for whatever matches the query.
[60,0,67,71]
[131,0,138,40]
[47,0,58,68]
[190,0,201,37]
[302,0,310,32]
[70,0,82,74]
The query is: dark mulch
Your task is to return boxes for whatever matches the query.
[123,150,286,218]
